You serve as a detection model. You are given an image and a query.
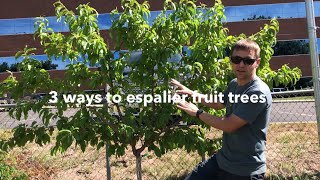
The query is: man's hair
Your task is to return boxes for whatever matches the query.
[230,38,260,59]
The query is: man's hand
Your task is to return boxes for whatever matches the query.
[170,79,193,96]
[176,100,199,117]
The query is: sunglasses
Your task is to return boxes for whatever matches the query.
[230,56,256,65]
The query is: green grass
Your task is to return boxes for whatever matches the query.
[0,152,28,180]
[0,162,28,180]
[0,123,319,179]
[267,173,320,180]
[266,123,319,178]
[276,132,308,158]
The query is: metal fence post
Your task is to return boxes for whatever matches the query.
[305,0,320,145]
[104,84,112,180]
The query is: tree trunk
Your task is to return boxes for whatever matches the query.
[201,153,206,162]
[136,154,142,180]
[106,143,112,180]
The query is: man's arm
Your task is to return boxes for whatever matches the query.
[177,101,247,133]
[198,112,247,133]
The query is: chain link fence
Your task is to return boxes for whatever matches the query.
[0,88,319,179]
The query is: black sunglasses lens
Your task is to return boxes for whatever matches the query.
[243,58,256,65]
[231,56,242,64]
[231,56,255,65]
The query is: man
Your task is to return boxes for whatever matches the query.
[171,39,272,180]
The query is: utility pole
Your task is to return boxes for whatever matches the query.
[305,0,320,144]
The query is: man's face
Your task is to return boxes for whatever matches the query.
[231,49,260,82]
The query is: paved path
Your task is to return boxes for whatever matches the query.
[0,101,317,128]
[270,101,316,123]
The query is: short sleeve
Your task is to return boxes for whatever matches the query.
[232,91,267,124]
[222,79,235,105]
[222,88,229,105]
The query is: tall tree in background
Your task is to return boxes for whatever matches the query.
[9,63,19,72]
[274,40,309,56]
[0,62,9,73]
[40,60,58,70]
[243,15,273,21]
[0,60,58,73]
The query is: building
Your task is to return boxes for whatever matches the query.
[0,0,319,82]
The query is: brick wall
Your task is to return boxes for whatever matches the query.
[269,54,319,76]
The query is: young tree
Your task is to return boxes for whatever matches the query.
[0,0,301,179]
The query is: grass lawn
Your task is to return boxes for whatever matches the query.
[0,122,319,179]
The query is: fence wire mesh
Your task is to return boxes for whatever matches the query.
[0,88,319,179]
